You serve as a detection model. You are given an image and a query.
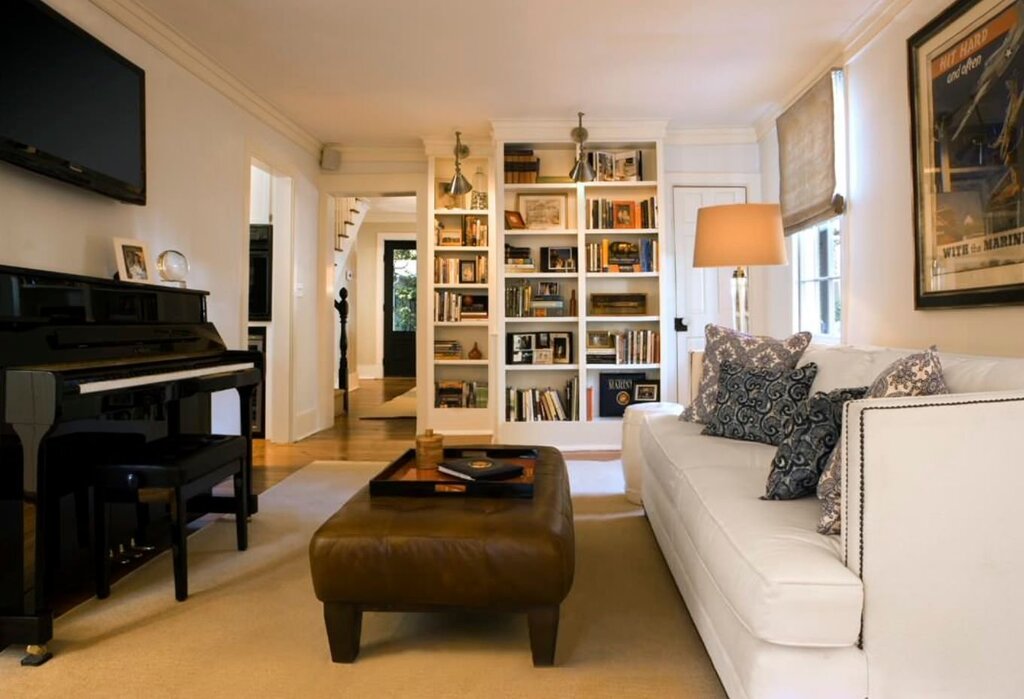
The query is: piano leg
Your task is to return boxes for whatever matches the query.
[238,385,257,516]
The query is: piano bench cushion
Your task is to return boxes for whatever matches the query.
[93,435,247,489]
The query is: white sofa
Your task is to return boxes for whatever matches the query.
[622,345,1024,699]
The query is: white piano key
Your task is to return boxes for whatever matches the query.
[76,362,256,395]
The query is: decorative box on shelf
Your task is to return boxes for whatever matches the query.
[590,293,647,316]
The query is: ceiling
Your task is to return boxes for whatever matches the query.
[135,0,896,146]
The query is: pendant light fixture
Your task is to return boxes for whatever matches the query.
[448,131,473,195]
[569,112,595,182]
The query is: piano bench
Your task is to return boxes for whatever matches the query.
[92,434,249,602]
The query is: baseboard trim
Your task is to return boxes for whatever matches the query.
[358,364,383,380]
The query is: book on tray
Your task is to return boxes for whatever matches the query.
[438,458,524,481]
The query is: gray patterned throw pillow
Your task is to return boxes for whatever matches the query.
[817,347,948,534]
[765,386,868,500]
[701,361,818,446]
[681,324,812,424]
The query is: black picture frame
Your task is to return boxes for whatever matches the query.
[909,0,1024,308]
[459,260,476,284]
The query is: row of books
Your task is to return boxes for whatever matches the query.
[506,376,579,422]
[434,255,487,284]
[586,330,660,365]
[504,149,540,184]
[588,197,658,229]
[585,238,659,273]
[504,244,535,273]
[435,291,488,322]
[505,284,567,318]
[435,380,488,409]
[433,340,463,360]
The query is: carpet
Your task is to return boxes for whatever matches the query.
[0,459,725,698]
[360,386,417,419]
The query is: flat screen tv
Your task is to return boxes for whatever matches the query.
[0,0,146,205]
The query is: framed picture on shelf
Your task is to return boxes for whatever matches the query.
[504,210,527,229]
[519,194,567,230]
[437,227,464,246]
[591,151,615,181]
[612,201,639,229]
[586,330,613,349]
[633,381,660,402]
[534,348,554,364]
[541,246,577,272]
[113,238,154,284]
[436,179,465,210]
[551,333,572,364]
[538,281,560,296]
[459,260,477,284]
[536,332,551,349]
[507,333,535,364]
[908,0,1024,308]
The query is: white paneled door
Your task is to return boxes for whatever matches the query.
[672,186,747,404]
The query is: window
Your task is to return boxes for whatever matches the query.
[793,217,841,340]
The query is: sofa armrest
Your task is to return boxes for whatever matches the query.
[841,389,1024,698]
[622,402,683,504]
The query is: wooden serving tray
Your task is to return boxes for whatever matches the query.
[369,447,538,498]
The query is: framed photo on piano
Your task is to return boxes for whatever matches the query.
[113,238,155,284]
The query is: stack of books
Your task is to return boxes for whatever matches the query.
[504,148,540,183]
[436,380,488,408]
[585,238,659,272]
[505,284,566,317]
[434,340,463,360]
[587,150,643,181]
[504,244,535,273]
[505,376,578,421]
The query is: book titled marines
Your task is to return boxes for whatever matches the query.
[598,372,647,417]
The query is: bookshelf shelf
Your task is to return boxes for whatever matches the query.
[584,228,659,235]
[583,181,659,189]
[586,272,659,278]
[434,359,489,366]
[505,316,579,324]
[434,283,489,289]
[434,320,489,326]
[503,183,577,192]
[506,364,579,371]
[504,229,579,236]
[585,363,661,371]
[585,315,659,323]
[434,209,489,216]
[504,272,577,279]
[434,246,489,252]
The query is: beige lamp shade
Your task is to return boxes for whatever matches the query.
[693,203,787,267]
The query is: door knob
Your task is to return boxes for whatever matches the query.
[674,318,687,332]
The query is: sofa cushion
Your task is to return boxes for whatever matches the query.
[641,412,864,647]
[682,324,811,424]
[701,361,818,446]
[798,344,915,394]
[765,386,868,500]
[817,348,949,535]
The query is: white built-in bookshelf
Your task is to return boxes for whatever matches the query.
[493,125,668,449]
[424,146,496,436]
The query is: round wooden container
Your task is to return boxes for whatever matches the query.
[415,428,443,470]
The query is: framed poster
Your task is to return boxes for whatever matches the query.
[518,194,567,230]
[910,0,1024,308]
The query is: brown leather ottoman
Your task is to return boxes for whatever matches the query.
[308,446,575,666]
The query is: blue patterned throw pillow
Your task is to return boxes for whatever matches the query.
[700,361,818,446]
[764,386,868,500]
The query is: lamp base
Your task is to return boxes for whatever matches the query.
[731,266,749,334]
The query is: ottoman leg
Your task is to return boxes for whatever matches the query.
[324,602,362,663]
[527,605,560,667]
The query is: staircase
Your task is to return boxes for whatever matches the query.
[333,196,369,396]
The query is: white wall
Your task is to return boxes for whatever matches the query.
[842,0,1024,356]
[0,0,326,435]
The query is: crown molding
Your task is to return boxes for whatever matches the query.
[753,0,913,140]
[490,118,670,144]
[665,128,758,145]
[90,0,322,156]
[332,144,426,163]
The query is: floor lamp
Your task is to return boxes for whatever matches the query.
[692,203,787,334]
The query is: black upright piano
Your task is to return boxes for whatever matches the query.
[0,265,262,660]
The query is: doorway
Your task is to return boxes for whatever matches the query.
[382,239,417,377]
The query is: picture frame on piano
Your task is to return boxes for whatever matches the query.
[113,237,155,284]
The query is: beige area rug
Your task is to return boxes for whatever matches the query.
[0,459,724,699]
[360,386,417,419]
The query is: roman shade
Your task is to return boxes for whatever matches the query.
[776,69,845,234]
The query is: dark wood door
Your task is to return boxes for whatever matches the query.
[383,240,417,377]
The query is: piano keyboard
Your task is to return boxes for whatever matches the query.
[77,362,256,395]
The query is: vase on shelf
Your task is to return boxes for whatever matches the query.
[468,342,483,360]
